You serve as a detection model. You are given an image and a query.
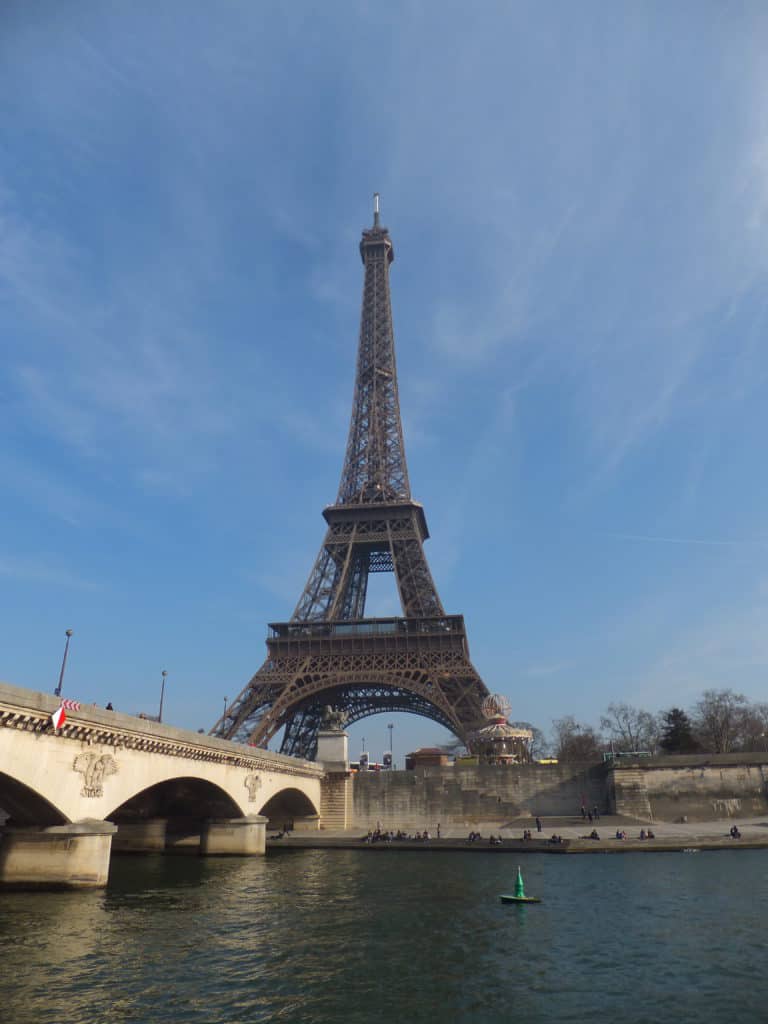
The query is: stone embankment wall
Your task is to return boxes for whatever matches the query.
[348,754,768,831]
[351,763,607,832]
[610,754,768,822]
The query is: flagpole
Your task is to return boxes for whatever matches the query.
[54,630,73,698]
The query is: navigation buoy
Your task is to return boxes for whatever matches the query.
[500,865,542,904]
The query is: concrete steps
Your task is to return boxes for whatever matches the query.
[612,768,653,821]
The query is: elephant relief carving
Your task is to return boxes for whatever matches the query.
[73,753,119,798]
[244,774,262,802]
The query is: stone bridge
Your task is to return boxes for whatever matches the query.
[0,682,326,889]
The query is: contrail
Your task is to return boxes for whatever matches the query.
[603,532,768,549]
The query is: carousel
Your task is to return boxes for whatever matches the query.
[468,694,533,765]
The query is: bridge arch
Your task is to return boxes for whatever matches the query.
[258,786,319,829]
[0,772,69,827]
[107,777,243,824]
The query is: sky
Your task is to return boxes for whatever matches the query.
[1,2,767,764]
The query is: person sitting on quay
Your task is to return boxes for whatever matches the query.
[730,825,742,839]
[639,829,647,840]
[647,829,655,839]
[615,829,627,840]
[548,834,563,844]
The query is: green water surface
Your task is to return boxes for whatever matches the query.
[1,848,766,1024]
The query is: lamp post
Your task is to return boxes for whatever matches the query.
[388,722,394,768]
[54,629,73,698]
[223,696,228,720]
[158,670,168,723]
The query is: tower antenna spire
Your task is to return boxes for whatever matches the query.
[373,192,380,227]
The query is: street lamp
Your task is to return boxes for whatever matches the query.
[54,629,73,698]
[388,722,394,768]
[158,670,168,723]
[223,696,228,720]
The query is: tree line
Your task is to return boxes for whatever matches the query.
[519,689,768,762]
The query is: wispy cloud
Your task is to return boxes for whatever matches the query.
[0,554,101,590]
[524,661,570,679]
[632,600,768,711]
[0,453,103,528]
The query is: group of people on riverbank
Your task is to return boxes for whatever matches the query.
[578,828,657,841]
[361,828,434,843]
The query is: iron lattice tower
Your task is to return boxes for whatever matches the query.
[212,197,491,758]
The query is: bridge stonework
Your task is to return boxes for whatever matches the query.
[0,683,323,888]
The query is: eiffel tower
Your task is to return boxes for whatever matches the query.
[213,196,491,758]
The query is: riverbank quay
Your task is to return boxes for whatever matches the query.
[267,815,768,855]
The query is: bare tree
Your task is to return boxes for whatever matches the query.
[736,703,768,753]
[693,689,750,754]
[511,721,548,760]
[600,703,659,753]
[552,716,603,762]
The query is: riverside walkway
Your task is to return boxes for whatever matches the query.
[268,815,768,855]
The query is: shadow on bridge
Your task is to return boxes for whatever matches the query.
[259,787,319,832]
[0,772,68,827]
[108,778,250,855]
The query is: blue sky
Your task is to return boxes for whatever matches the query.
[2,2,767,763]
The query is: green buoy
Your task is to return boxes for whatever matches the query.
[500,865,542,904]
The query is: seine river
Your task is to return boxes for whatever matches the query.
[1,848,767,1024]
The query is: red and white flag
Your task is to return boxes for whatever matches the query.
[60,699,81,711]
[51,705,67,729]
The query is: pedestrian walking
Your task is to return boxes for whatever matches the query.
[535,816,542,833]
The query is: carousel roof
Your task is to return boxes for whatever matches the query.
[469,719,533,742]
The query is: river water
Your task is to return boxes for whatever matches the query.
[1,848,766,1024]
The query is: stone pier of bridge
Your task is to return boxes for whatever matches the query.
[0,682,325,889]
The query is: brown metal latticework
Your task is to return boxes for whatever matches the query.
[212,198,491,758]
